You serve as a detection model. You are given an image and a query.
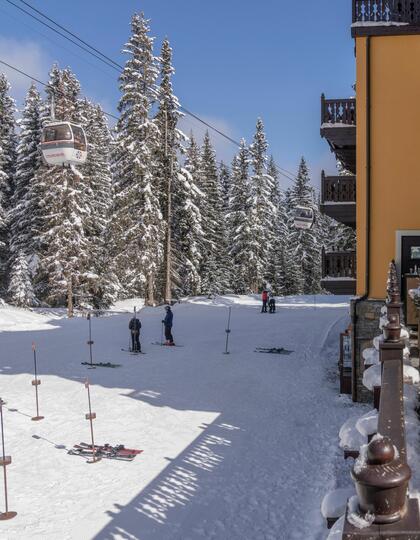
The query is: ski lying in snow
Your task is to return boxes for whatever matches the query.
[255,347,294,355]
[81,361,122,368]
[68,442,143,461]
[121,348,146,355]
[151,342,184,347]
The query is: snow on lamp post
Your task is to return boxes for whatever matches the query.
[0,398,17,520]
[84,380,101,464]
[31,343,44,422]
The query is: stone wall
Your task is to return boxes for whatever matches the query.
[351,298,385,403]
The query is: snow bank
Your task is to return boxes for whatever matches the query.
[321,487,355,519]
[363,364,381,391]
[339,416,367,450]
[404,365,420,385]
[0,303,59,333]
[362,347,379,366]
[355,410,378,438]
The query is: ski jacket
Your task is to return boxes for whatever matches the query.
[262,291,268,302]
[163,310,173,328]
[129,318,141,333]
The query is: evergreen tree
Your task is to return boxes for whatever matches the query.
[248,118,275,291]
[172,133,204,296]
[0,73,17,293]
[265,155,286,294]
[199,132,229,294]
[288,157,321,294]
[37,66,90,312]
[8,84,42,304]
[79,99,115,308]
[227,141,252,293]
[112,12,163,303]
[219,161,230,215]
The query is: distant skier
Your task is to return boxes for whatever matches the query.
[269,294,276,314]
[162,306,174,346]
[129,315,142,352]
[261,290,268,313]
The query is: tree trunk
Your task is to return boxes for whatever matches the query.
[67,275,74,318]
[148,273,155,307]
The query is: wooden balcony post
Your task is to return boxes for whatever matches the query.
[321,170,325,203]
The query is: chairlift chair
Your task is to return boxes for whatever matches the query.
[40,122,87,167]
[294,206,314,230]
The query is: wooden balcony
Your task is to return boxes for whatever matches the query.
[320,95,356,174]
[352,0,420,37]
[320,171,356,228]
[321,249,356,295]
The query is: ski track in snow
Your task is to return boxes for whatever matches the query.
[0,295,360,540]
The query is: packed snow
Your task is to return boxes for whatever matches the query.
[0,294,362,539]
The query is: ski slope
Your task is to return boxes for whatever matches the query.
[0,295,361,540]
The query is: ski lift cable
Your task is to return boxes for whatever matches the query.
[0,5,117,79]
[0,60,320,194]
[6,0,313,183]
[6,0,243,148]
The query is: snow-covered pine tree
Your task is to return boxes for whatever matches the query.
[79,99,116,308]
[265,156,286,295]
[0,73,17,294]
[219,161,230,215]
[198,132,229,294]
[37,66,90,314]
[111,12,163,304]
[8,83,42,305]
[282,187,302,295]
[248,118,275,292]
[154,37,187,300]
[227,140,252,293]
[172,133,204,296]
[288,157,321,294]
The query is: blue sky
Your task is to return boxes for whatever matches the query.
[0,0,355,188]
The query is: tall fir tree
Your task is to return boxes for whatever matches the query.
[8,83,42,305]
[288,157,321,294]
[265,156,286,294]
[199,132,229,294]
[172,133,204,296]
[227,141,253,293]
[0,73,17,294]
[37,66,90,312]
[112,12,163,303]
[248,118,275,291]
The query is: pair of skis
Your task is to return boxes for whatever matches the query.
[121,348,146,355]
[151,342,183,347]
[81,361,121,368]
[255,347,293,355]
[68,442,143,462]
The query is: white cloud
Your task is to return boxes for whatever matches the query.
[0,38,51,105]
[179,113,239,165]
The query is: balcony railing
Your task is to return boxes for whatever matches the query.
[321,172,356,203]
[321,95,356,126]
[322,250,356,279]
[353,0,420,25]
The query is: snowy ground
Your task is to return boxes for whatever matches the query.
[0,294,363,540]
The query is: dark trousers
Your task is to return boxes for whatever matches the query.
[131,332,141,352]
[165,326,174,343]
[269,302,276,313]
[261,300,267,313]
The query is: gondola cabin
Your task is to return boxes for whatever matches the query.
[40,122,87,167]
[294,206,314,230]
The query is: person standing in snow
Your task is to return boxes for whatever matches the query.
[261,290,268,313]
[268,294,276,314]
[129,315,142,352]
[162,306,174,346]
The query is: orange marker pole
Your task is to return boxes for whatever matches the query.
[0,398,16,520]
[31,343,44,422]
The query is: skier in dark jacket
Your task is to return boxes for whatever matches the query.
[162,306,174,346]
[261,290,268,313]
[129,316,142,352]
[268,294,276,314]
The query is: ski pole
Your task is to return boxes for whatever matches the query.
[87,313,94,367]
[0,398,16,520]
[84,380,100,464]
[223,307,232,355]
[161,321,164,346]
[31,343,44,421]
